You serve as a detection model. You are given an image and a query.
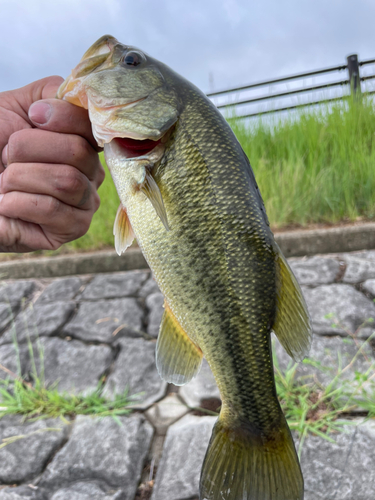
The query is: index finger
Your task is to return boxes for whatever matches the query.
[28,98,100,151]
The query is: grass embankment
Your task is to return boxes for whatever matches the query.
[230,97,375,229]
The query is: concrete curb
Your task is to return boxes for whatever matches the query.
[275,222,375,258]
[0,248,148,280]
[2,223,375,279]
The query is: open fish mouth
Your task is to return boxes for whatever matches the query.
[101,115,172,168]
[113,136,163,159]
[105,130,169,169]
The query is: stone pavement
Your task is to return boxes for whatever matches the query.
[0,250,374,499]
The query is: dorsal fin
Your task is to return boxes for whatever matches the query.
[273,244,312,362]
[156,302,203,386]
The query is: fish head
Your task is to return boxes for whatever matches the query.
[57,35,180,150]
[58,35,182,247]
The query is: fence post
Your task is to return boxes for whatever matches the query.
[347,54,361,95]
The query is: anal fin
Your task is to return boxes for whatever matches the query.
[274,243,312,362]
[113,204,135,256]
[156,302,203,386]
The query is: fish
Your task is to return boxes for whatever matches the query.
[57,35,312,500]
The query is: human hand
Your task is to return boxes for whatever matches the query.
[0,76,105,252]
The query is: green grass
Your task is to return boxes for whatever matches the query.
[0,332,137,424]
[273,349,371,456]
[0,371,135,449]
[273,324,375,455]
[0,378,134,421]
[230,96,375,228]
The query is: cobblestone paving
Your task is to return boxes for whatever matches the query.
[0,251,375,499]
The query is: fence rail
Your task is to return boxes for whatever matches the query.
[207,55,375,118]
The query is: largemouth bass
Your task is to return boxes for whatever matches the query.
[58,35,312,500]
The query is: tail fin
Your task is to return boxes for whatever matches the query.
[199,415,303,500]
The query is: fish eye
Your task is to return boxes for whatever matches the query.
[122,51,144,67]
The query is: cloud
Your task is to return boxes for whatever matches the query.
[1,0,374,96]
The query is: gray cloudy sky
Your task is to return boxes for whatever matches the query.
[1,0,374,102]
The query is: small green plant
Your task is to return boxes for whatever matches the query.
[0,376,135,422]
[0,313,137,423]
[272,323,375,455]
[274,356,350,456]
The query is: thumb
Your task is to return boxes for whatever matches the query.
[40,75,64,99]
[12,76,64,116]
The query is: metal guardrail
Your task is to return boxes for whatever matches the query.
[207,55,375,118]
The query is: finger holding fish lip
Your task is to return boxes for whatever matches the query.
[3,128,103,185]
[0,162,98,210]
[0,76,64,167]
[0,75,106,252]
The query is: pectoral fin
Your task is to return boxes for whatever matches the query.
[273,244,312,362]
[113,204,135,256]
[141,170,170,231]
[156,302,203,386]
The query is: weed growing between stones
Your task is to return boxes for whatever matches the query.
[0,376,135,422]
[0,320,137,426]
[274,356,349,456]
[273,329,375,456]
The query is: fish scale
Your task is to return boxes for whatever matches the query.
[58,35,312,500]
